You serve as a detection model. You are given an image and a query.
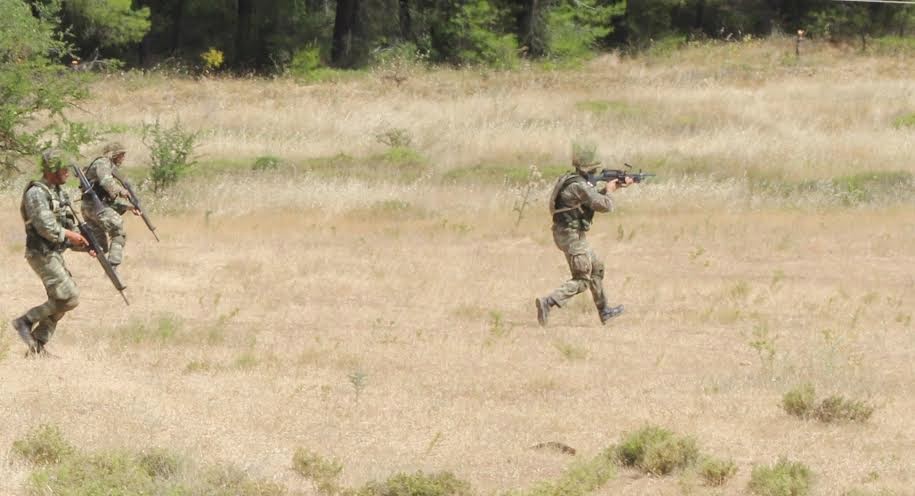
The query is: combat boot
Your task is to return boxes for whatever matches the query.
[536,297,556,327]
[11,317,35,348]
[599,304,624,324]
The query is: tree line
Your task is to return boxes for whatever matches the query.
[34,0,915,73]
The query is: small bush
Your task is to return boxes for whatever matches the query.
[142,117,199,192]
[358,471,474,496]
[28,450,158,495]
[253,155,282,171]
[782,384,816,418]
[12,425,76,465]
[615,426,699,475]
[292,448,343,496]
[699,457,738,486]
[375,127,413,148]
[812,395,874,423]
[200,47,225,72]
[748,458,812,496]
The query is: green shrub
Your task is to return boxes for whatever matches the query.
[441,163,565,186]
[831,171,913,205]
[27,450,159,495]
[782,384,816,418]
[812,395,874,423]
[288,45,345,83]
[292,448,343,495]
[358,471,474,496]
[892,113,915,129]
[615,426,699,475]
[699,457,738,486]
[142,117,199,192]
[12,425,76,465]
[200,466,288,496]
[375,128,413,148]
[748,458,812,496]
[138,448,182,479]
[253,155,282,171]
[842,489,896,496]
[520,449,616,496]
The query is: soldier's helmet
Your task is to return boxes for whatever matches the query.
[102,142,127,158]
[571,142,602,172]
[40,148,70,174]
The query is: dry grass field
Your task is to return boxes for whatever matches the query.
[1,39,913,495]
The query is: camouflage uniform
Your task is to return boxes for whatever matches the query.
[536,143,623,326]
[81,143,131,267]
[12,150,81,352]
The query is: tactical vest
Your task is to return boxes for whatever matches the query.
[550,173,595,231]
[21,180,70,253]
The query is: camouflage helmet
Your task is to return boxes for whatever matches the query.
[102,142,127,158]
[40,148,71,174]
[571,142,601,172]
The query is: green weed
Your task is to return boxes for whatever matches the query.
[252,155,282,171]
[292,448,344,496]
[117,313,183,345]
[358,471,474,496]
[699,457,738,486]
[553,340,587,361]
[812,395,874,423]
[441,163,566,186]
[12,425,76,465]
[748,458,812,496]
[782,384,816,418]
[516,448,616,496]
[891,112,915,129]
[574,99,641,117]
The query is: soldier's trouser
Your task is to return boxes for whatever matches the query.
[23,251,80,345]
[83,205,126,266]
[548,227,607,311]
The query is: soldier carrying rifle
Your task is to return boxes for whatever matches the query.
[80,142,143,271]
[535,142,637,327]
[10,149,96,357]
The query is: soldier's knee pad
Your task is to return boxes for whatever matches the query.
[570,254,592,279]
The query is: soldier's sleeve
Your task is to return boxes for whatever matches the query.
[569,182,614,213]
[95,160,128,199]
[23,187,66,244]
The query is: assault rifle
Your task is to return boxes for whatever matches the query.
[590,163,656,185]
[111,169,159,242]
[70,164,129,305]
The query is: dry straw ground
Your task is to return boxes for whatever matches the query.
[1,39,913,495]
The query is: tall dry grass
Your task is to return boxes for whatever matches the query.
[0,38,912,495]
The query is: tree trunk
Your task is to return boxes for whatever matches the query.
[173,0,185,56]
[399,0,412,42]
[519,0,542,57]
[332,0,360,66]
[236,0,257,69]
